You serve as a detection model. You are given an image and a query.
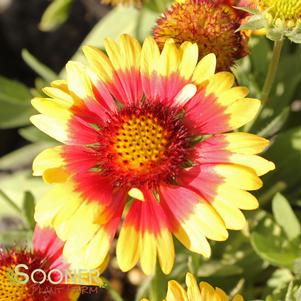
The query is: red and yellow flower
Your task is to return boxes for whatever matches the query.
[153,0,249,71]
[141,273,244,301]
[31,35,274,275]
[0,227,80,301]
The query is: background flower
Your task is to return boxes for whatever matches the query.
[0,226,80,301]
[141,273,244,301]
[153,0,249,71]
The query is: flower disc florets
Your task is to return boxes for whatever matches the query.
[153,0,248,71]
[98,102,192,189]
[0,248,59,301]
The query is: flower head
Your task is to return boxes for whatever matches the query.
[153,0,249,71]
[141,273,244,301]
[0,227,80,301]
[239,0,301,42]
[31,34,274,275]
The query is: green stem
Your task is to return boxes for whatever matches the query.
[245,39,284,132]
[0,190,22,214]
[149,264,167,301]
[261,39,284,105]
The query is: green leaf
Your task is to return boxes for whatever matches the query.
[251,232,298,268]
[257,107,290,137]
[0,142,54,170]
[135,7,161,41]
[237,15,266,31]
[22,49,58,82]
[19,126,56,143]
[22,191,36,230]
[0,103,34,129]
[233,5,260,15]
[261,126,301,195]
[39,0,74,32]
[0,170,49,218]
[0,76,32,105]
[0,190,22,214]
[272,193,301,241]
[61,6,139,76]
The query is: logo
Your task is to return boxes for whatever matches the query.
[6,264,105,287]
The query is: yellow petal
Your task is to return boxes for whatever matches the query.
[56,200,103,241]
[192,53,216,85]
[215,288,229,301]
[192,201,228,241]
[216,185,259,210]
[117,225,140,272]
[30,114,69,143]
[119,34,141,70]
[211,196,246,230]
[213,164,263,190]
[186,273,202,301]
[84,227,111,268]
[224,132,270,155]
[157,229,175,275]
[179,42,198,79]
[229,153,275,176]
[34,185,67,227]
[158,39,180,76]
[52,192,82,230]
[82,45,114,83]
[31,97,72,122]
[199,282,215,300]
[140,36,160,76]
[233,295,244,301]
[205,72,235,96]
[32,146,64,176]
[140,231,157,275]
[43,168,69,184]
[128,188,144,201]
[226,98,261,130]
[166,280,189,301]
[104,37,124,71]
[66,61,94,100]
[175,222,211,257]
[63,223,100,261]
[51,79,68,91]
[42,87,74,108]
[217,87,249,107]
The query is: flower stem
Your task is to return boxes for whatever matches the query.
[245,39,284,132]
[261,39,284,105]
[0,190,22,214]
[149,264,167,301]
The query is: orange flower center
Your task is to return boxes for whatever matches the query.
[114,113,170,171]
